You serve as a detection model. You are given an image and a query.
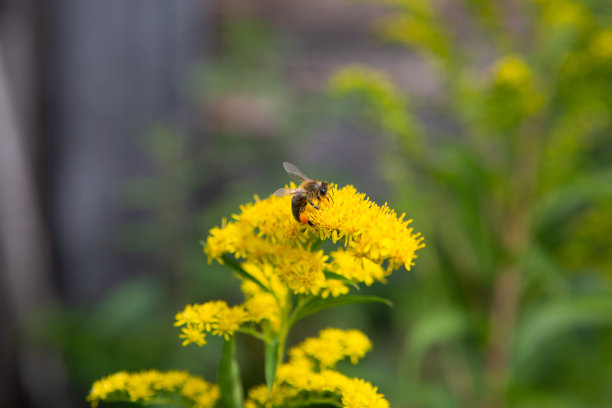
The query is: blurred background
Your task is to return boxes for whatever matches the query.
[1,0,612,407]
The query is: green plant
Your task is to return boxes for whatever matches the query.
[87,181,424,407]
[329,0,612,407]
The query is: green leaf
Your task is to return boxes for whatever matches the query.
[291,295,393,326]
[532,168,612,237]
[264,338,279,392]
[218,337,243,408]
[220,254,270,293]
[323,271,359,290]
[408,308,471,368]
[514,296,612,369]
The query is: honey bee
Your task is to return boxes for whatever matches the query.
[274,162,331,225]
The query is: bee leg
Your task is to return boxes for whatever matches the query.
[308,199,320,210]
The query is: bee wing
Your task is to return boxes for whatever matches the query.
[274,187,307,197]
[283,162,310,183]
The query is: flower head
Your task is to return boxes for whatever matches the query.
[204,183,424,296]
[175,301,248,345]
[87,370,218,408]
[246,329,387,408]
[291,328,372,369]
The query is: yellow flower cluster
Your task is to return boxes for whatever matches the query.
[289,327,372,367]
[241,262,287,331]
[87,370,218,408]
[175,301,249,344]
[175,261,292,343]
[305,184,423,270]
[245,329,388,408]
[204,184,423,296]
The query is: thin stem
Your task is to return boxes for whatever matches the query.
[236,326,266,342]
[276,291,295,370]
[287,295,315,329]
[218,337,243,408]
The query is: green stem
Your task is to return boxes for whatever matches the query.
[218,337,243,408]
[236,326,266,341]
[287,295,314,329]
[275,294,293,375]
[266,292,302,390]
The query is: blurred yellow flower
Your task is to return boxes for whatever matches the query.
[292,328,372,368]
[329,65,422,147]
[590,30,612,60]
[492,54,532,88]
[179,324,207,346]
[538,0,588,29]
[87,370,218,408]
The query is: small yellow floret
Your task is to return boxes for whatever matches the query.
[179,324,207,346]
[211,305,248,340]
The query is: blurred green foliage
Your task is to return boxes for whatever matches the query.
[329,0,612,407]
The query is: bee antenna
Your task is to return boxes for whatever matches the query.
[328,192,334,204]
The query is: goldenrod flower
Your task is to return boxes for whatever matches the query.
[329,249,388,285]
[246,329,387,407]
[341,378,390,408]
[211,305,248,340]
[92,173,421,408]
[320,278,350,298]
[87,370,218,408]
[307,184,424,270]
[292,328,372,369]
[204,183,423,288]
[175,301,249,345]
[179,324,207,346]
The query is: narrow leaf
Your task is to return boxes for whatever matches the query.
[292,295,393,325]
[218,337,243,408]
[324,271,359,290]
[514,296,612,369]
[409,309,471,368]
[221,254,270,293]
[264,338,279,392]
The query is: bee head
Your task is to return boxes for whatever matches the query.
[319,181,329,196]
